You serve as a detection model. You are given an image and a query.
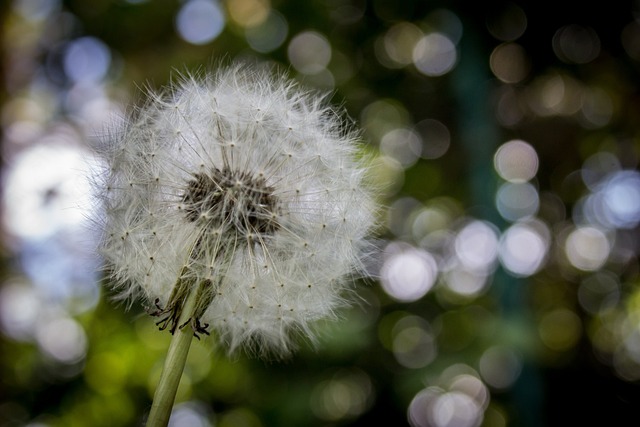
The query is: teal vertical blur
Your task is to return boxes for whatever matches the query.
[451,23,542,427]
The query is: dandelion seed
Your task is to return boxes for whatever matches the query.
[95,63,376,356]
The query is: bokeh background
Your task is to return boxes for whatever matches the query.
[2,0,640,426]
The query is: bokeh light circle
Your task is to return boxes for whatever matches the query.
[415,119,451,159]
[168,401,213,427]
[490,43,530,84]
[245,10,288,53]
[565,226,611,271]
[36,316,87,364]
[552,24,601,64]
[407,371,488,427]
[499,221,549,276]
[383,22,423,66]
[479,346,522,389]
[288,31,331,74]
[538,308,582,351]
[63,37,111,84]
[494,139,538,183]
[3,141,95,240]
[0,282,40,341]
[581,151,621,190]
[381,244,438,302]
[176,0,225,45]
[380,128,423,168]
[392,315,437,369]
[310,369,373,421]
[486,3,527,41]
[499,221,551,277]
[413,33,457,76]
[227,0,270,28]
[599,171,640,229]
[444,268,489,298]
[496,182,539,221]
[431,391,482,427]
[454,220,499,273]
[578,271,620,316]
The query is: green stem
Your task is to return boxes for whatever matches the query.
[145,283,200,427]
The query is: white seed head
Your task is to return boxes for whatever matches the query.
[94,64,376,356]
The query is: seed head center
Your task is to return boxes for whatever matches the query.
[182,167,279,236]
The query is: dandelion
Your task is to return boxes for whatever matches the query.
[94,63,376,425]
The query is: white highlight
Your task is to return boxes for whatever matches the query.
[381,245,437,302]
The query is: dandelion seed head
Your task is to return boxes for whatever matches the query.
[94,63,376,356]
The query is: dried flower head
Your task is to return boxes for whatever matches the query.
[95,64,376,355]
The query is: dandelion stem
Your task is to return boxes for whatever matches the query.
[146,279,201,427]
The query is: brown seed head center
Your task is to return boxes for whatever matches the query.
[182,167,280,236]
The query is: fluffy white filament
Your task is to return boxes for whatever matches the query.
[95,64,376,355]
